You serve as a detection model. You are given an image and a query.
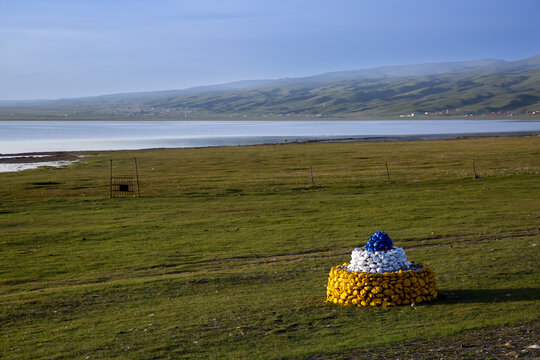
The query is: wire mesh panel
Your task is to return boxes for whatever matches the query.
[110,176,137,198]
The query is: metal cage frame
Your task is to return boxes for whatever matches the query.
[109,159,140,198]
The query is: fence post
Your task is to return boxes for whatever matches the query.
[472,156,480,179]
[134,158,141,197]
[109,159,113,198]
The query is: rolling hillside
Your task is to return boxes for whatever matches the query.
[142,67,540,117]
[1,55,539,119]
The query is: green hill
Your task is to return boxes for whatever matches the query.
[144,67,540,117]
[1,55,539,119]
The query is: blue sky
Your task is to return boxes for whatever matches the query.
[1,0,539,100]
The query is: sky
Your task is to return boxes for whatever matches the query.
[1,0,539,100]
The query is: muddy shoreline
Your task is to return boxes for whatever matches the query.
[0,152,79,164]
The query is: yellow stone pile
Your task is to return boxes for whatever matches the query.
[326,262,437,307]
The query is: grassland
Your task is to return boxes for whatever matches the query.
[0,136,539,359]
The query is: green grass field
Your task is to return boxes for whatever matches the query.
[1,136,539,359]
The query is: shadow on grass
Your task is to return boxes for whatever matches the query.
[291,185,325,191]
[437,288,540,304]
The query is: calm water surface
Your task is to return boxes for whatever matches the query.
[1,120,539,153]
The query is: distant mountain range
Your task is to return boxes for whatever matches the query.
[1,54,540,119]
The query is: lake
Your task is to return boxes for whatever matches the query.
[1,120,539,154]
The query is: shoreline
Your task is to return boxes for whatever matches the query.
[1,115,540,121]
[304,131,540,144]
[1,131,538,160]
[0,152,78,163]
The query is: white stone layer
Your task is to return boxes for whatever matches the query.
[346,247,410,273]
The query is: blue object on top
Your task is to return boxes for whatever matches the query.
[365,231,393,251]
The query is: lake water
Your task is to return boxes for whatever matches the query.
[1,120,539,154]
